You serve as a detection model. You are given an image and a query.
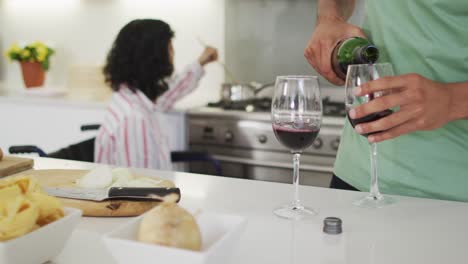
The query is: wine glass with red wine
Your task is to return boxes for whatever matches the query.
[271,75,322,219]
[345,63,396,208]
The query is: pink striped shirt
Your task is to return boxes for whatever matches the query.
[94,61,204,169]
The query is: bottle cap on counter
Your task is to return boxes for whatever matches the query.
[323,217,342,234]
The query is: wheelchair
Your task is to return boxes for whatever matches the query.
[9,124,222,175]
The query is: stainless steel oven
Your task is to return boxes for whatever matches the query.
[187,106,344,187]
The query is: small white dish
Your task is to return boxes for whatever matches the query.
[103,211,247,264]
[0,207,82,264]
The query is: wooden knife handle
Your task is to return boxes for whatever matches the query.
[108,187,181,202]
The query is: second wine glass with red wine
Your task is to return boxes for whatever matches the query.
[271,75,322,219]
[345,63,396,208]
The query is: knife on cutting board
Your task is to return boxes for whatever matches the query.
[44,187,181,202]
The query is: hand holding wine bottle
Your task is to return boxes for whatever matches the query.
[304,12,367,85]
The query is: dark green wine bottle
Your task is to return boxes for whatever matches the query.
[331,37,379,80]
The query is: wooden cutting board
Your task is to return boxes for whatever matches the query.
[16,169,176,217]
[0,156,34,177]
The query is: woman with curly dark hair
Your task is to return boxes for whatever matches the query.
[95,19,218,169]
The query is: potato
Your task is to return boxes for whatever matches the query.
[26,192,64,226]
[0,176,41,194]
[0,185,22,201]
[0,197,39,241]
[0,176,64,241]
[138,203,202,251]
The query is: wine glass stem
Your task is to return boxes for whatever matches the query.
[292,153,301,208]
[369,142,383,200]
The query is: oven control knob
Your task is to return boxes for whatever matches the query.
[312,138,322,149]
[225,131,234,142]
[258,134,268,144]
[330,138,341,151]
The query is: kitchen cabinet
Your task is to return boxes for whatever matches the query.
[0,93,187,156]
[0,95,105,154]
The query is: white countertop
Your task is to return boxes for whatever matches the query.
[26,157,468,264]
[0,88,109,109]
[0,88,188,116]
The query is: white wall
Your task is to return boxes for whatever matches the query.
[226,0,365,86]
[0,0,225,108]
[225,0,365,102]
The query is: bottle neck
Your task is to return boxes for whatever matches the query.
[354,45,379,64]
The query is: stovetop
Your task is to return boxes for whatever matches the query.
[206,96,346,117]
[207,97,272,112]
[322,97,347,117]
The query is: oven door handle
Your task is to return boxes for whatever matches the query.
[212,155,334,173]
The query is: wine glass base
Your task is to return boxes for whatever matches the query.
[273,204,318,220]
[353,194,396,208]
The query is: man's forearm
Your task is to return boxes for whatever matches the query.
[318,0,356,21]
[448,82,468,121]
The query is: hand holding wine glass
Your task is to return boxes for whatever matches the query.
[345,63,396,208]
[348,73,453,143]
[271,76,322,219]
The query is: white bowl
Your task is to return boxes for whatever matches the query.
[0,207,82,264]
[103,211,247,264]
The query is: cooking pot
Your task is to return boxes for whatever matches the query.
[221,82,274,102]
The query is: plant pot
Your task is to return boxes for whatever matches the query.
[20,61,45,88]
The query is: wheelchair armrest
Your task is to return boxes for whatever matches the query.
[80,124,101,131]
[9,145,48,157]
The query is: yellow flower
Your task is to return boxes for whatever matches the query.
[37,54,46,62]
[36,46,47,58]
[31,41,45,49]
[4,41,53,65]
[20,49,31,60]
[9,43,21,54]
[4,43,22,61]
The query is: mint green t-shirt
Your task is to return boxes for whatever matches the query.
[334,0,468,201]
